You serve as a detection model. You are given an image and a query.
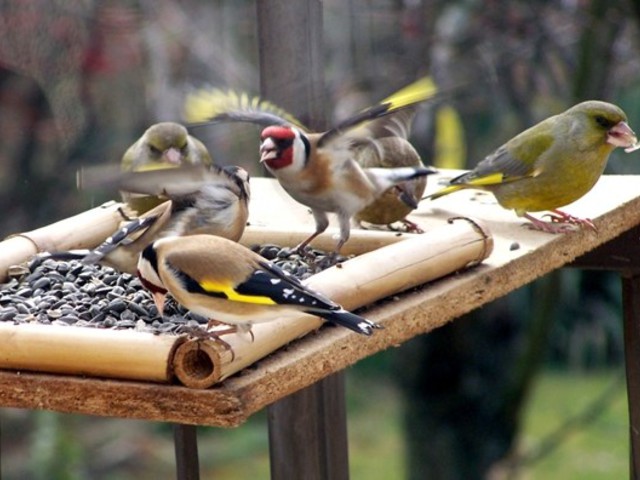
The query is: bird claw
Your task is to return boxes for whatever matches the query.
[116,206,134,221]
[523,211,596,234]
[544,210,597,231]
[177,322,254,362]
[396,219,424,234]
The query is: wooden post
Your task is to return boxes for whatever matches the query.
[174,424,200,480]
[256,0,326,129]
[257,1,348,478]
[621,274,640,480]
[268,373,349,480]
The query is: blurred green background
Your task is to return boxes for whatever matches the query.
[1,0,639,478]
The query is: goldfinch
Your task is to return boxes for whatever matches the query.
[350,81,440,231]
[137,234,382,338]
[353,134,427,231]
[52,164,250,274]
[184,78,438,253]
[121,122,213,214]
[427,101,638,233]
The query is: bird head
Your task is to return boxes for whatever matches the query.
[259,125,310,170]
[573,101,638,150]
[137,242,168,316]
[145,122,190,167]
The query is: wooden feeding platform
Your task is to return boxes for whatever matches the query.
[1,172,640,477]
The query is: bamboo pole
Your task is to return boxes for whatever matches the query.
[0,201,129,283]
[0,323,184,382]
[172,217,493,388]
[240,225,412,255]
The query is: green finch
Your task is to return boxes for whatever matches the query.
[121,122,213,213]
[427,101,638,233]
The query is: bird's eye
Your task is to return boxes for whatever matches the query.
[149,145,161,155]
[273,137,294,149]
[595,115,614,129]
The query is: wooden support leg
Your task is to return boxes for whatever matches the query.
[622,274,640,480]
[268,372,349,480]
[174,424,200,480]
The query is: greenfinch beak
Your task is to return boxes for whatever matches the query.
[163,147,183,165]
[607,121,637,149]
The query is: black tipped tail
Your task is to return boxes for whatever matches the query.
[42,250,91,262]
[410,165,439,180]
[317,309,383,335]
[82,215,158,265]
[373,165,438,189]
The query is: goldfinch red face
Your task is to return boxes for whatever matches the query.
[259,125,308,170]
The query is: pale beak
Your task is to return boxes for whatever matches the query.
[163,147,183,165]
[259,137,277,163]
[152,291,167,316]
[607,121,638,149]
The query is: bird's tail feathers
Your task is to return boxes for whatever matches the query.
[38,250,92,262]
[368,165,438,191]
[78,215,158,265]
[316,309,382,336]
[423,184,464,201]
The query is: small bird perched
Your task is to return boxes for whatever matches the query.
[137,234,382,342]
[121,122,213,214]
[353,134,427,231]
[350,80,440,231]
[184,78,438,253]
[427,101,638,233]
[53,164,251,274]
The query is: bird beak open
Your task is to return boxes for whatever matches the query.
[152,291,167,316]
[163,147,183,165]
[259,137,278,163]
[607,121,638,151]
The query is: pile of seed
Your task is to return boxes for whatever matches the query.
[0,244,347,335]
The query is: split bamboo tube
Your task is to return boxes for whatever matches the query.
[172,217,493,388]
[0,201,129,283]
[0,323,185,382]
[240,225,412,256]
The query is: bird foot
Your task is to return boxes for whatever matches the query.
[116,206,135,221]
[178,322,254,362]
[294,245,315,262]
[207,322,255,343]
[395,219,424,234]
[315,252,342,270]
[523,211,596,234]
